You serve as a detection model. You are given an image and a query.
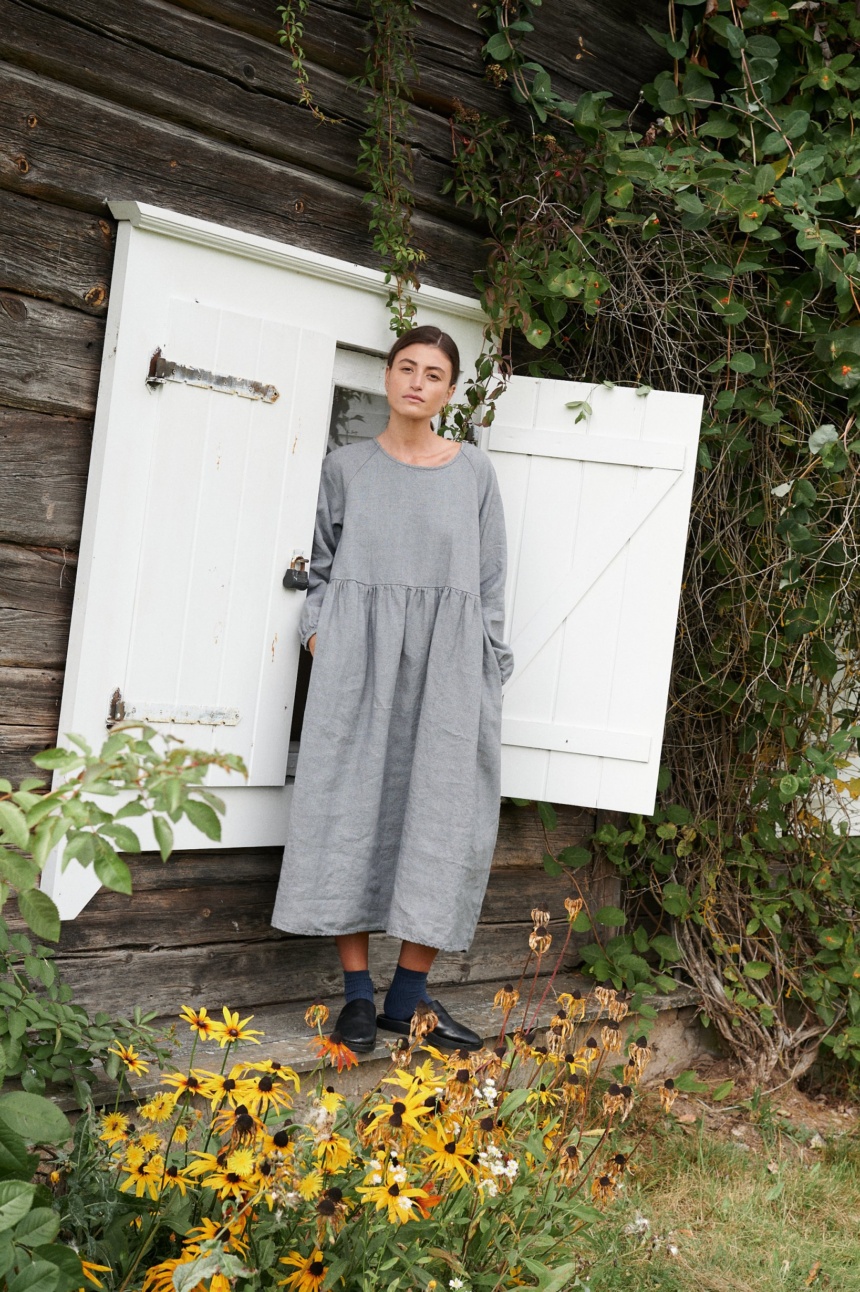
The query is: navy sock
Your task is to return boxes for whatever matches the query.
[383,965,431,1022]
[343,969,374,1004]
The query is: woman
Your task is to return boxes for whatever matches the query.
[271,325,513,1053]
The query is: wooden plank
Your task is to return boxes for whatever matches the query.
[0,63,484,298]
[0,408,91,547]
[0,723,56,785]
[0,290,103,416]
[0,187,113,314]
[51,916,585,1015]
[50,859,591,951]
[1,0,466,223]
[0,665,62,725]
[492,800,593,867]
[0,542,75,668]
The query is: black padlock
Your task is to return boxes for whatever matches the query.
[283,555,309,590]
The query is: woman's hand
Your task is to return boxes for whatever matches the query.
[307,633,317,657]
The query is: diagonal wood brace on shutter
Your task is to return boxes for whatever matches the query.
[146,348,279,402]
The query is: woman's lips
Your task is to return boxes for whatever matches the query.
[405,395,424,403]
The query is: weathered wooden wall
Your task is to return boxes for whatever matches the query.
[0,0,666,990]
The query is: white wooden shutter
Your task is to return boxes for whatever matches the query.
[485,377,702,815]
[41,221,336,916]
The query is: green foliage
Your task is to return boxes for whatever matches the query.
[351,0,426,333]
[0,729,245,1099]
[461,2,860,1081]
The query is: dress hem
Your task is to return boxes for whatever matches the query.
[269,916,469,954]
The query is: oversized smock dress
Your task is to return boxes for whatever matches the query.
[270,436,514,952]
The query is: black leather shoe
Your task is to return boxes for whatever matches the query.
[376,998,483,1052]
[331,998,377,1054]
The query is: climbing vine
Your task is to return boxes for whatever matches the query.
[446,0,860,1083]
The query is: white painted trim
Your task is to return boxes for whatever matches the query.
[108,202,487,323]
[488,427,686,471]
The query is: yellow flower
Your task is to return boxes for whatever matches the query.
[139,1092,177,1124]
[210,1007,263,1047]
[172,1122,189,1145]
[99,1112,131,1146]
[80,1261,111,1289]
[142,1257,186,1292]
[368,1086,429,1136]
[109,1043,149,1076]
[138,1132,162,1153]
[313,1132,352,1174]
[358,1170,428,1224]
[493,983,519,1012]
[279,1249,328,1292]
[298,1169,324,1200]
[318,1088,346,1114]
[161,1070,206,1096]
[178,1004,216,1038]
[160,1162,191,1195]
[225,1147,257,1178]
[119,1153,164,1200]
[244,1073,295,1117]
[419,1121,476,1186]
[197,1066,254,1110]
[310,1033,358,1073]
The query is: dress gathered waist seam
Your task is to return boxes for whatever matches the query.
[329,577,480,598]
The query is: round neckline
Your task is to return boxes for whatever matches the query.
[373,437,464,471]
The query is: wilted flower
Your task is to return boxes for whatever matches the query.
[304,1000,330,1029]
[493,983,519,1012]
[603,1082,626,1117]
[531,907,551,927]
[409,1001,439,1046]
[659,1077,678,1113]
[627,1035,652,1076]
[594,981,617,1011]
[608,991,630,1023]
[564,896,584,921]
[557,1143,581,1184]
[601,1021,623,1053]
[591,1172,616,1206]
[562,1074,585,1105]
[557,989,587,1021]
[529,925,553,956]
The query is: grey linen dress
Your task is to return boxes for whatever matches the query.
[270,436,514,952]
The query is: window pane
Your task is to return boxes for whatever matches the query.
[328,386,388,452]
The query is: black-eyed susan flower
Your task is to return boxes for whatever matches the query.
[369,1087,428,1137]
[178,1005,215,1039]
[311,1032,358,1073]
[80,1261,111,1289]
[627,1035,652,1074]
[564,896,583,921]
[493,983,519,1012]
[243,1058,301,1090]
[279,1248,328,1292]
[557,989,586,1022]
[313,1130,352,1174]
[659,1077,677,1113]
[211,1101,260,1141]
[419,1121,476,1186]
[601,1021,623,1053]
[357,1167,427,1223]
[160,1162,191,1195]
[594,981,617,1011]
[608,991,630,1023]
[409,1000,439,1045]
[109,1043,149,1076]
[304,1000,330,1029]
[142,1255,187,1292]
[211,1007,263,1047]
[246,1072,295,1117]
[557,1143,581,1185]
[161,1070,206,1097]
[602,1083,625,1118]
[99,1112,131,1146]
[531,906,551,927]
[118,1153,164,1200]
[528,925,552,956]
[591,1172,616,1206]
[562,1074,585,1105]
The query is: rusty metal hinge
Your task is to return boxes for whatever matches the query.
[146,348,279,403]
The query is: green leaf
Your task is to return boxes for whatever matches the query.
[98,823,141,853]
[16,891,60,944]
[92,839,132,895]
[0,851,40,891]
[0,803,30,852]
[484,31,512,60]
[711,1079,735,1102]
[524,320,552,350]
[13,1210,60,1248]
[542,852,562,877]
[557,845,591,869]
[0,1094,71,1146]
[0,1180,36,1233]
[595,905,626,927]
[30,1246,82,1292]
[7,1258,61,1292]
[673,1069,708,1093]
[604,178,634,210]
[29,749,80,773]
[153,816,174,863]
[743,961,772,979]
[808,424,839,453]
[0,1121,33,1181]
[537,801,557,832]
[650,934,680,963]
[183,799,222,841]
[729,352,756,374]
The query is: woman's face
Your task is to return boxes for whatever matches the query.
[384,343,456,421]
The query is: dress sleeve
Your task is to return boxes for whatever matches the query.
[298,456,343,649]
[479,455,515,686]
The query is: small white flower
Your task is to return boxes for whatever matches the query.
[449,1281,464,1290]
[397,1196,414,1212]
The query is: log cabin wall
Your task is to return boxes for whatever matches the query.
[0,0,667,1013]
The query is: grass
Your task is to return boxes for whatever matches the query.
[583,1114,860,1292]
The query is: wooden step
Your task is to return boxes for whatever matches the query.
[55,975,700,1110]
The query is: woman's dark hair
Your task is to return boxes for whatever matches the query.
[385,325,460,385]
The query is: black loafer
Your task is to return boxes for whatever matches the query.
[377,997,483,1052]
[331,998,377,1053]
